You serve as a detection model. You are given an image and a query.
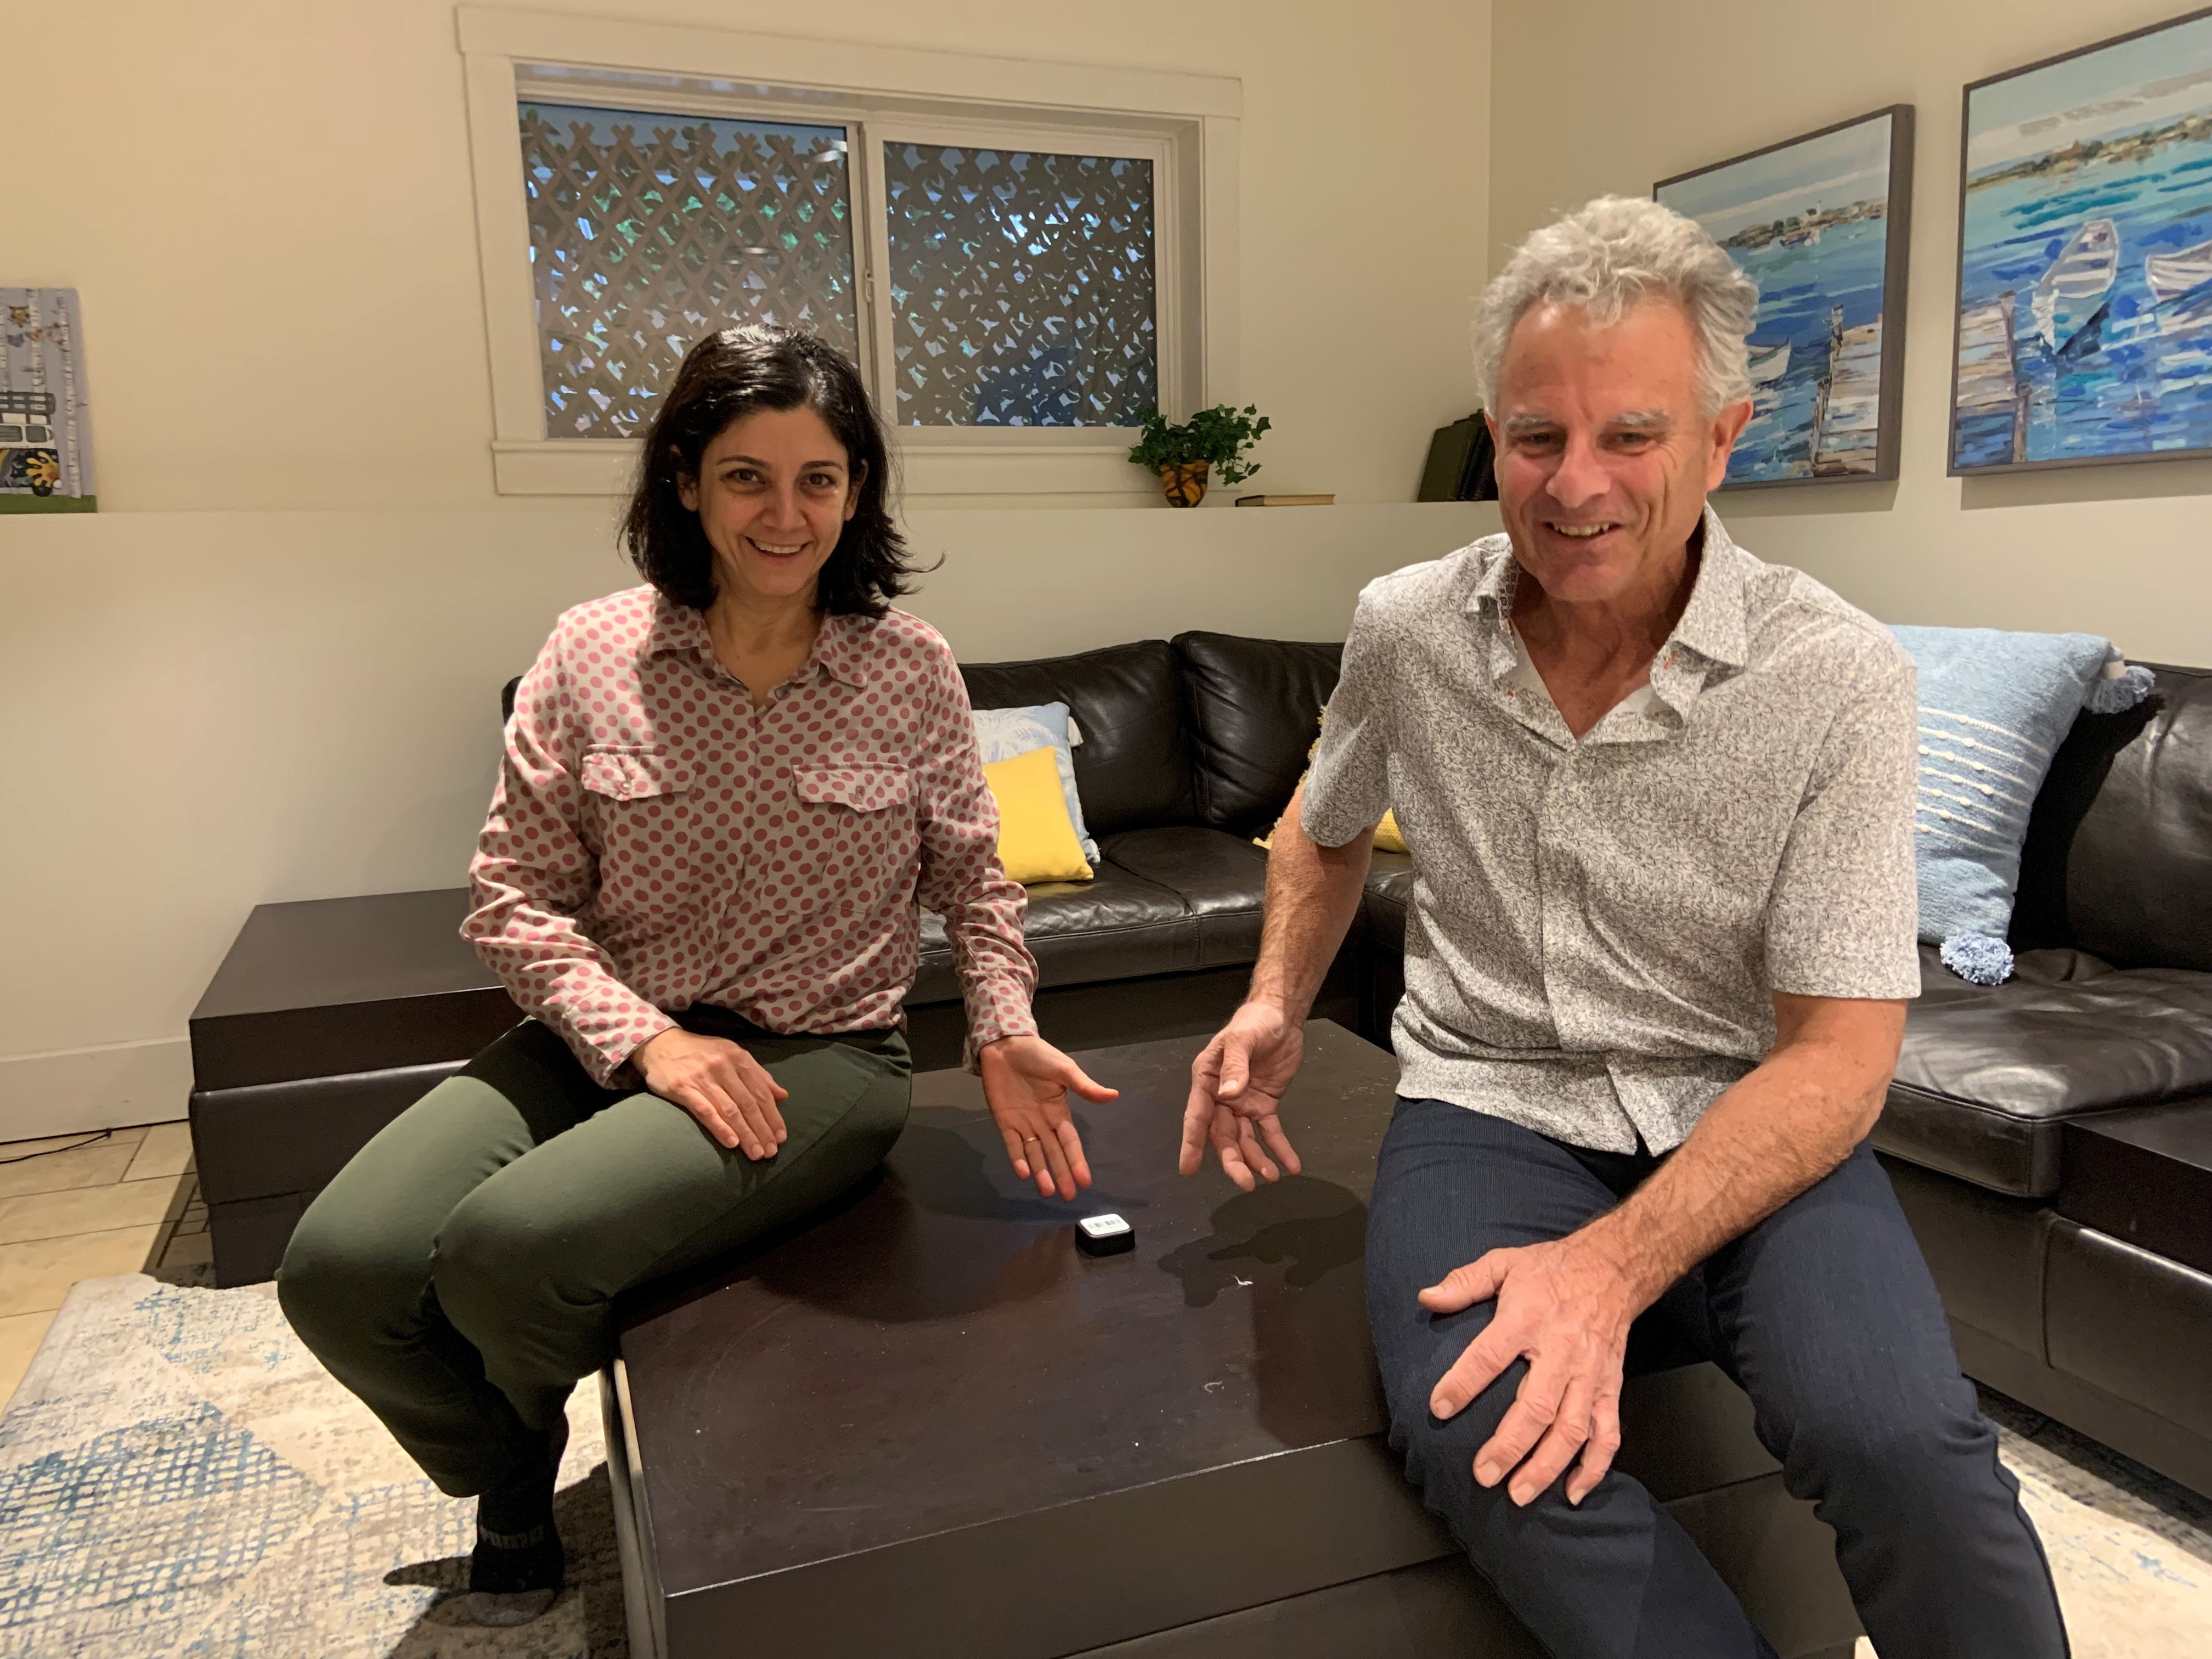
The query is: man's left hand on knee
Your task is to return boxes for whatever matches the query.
[1421,1235,1641,1507]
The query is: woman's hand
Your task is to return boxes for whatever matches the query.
[634,1028,789,1160]
[978,1034,1118,1200]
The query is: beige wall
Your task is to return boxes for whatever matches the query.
[21,0,1495,513]
[1489,0,2212,667]
[2,0,1497,1135]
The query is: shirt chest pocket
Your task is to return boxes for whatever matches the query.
[579,746,713,919]
[786,763,918,903]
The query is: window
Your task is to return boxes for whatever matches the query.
[878,142,1157,428]
[460,10,1240,500]
[520,106,859,440]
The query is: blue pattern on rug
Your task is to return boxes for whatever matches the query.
[129,1285,291,1379]
[0,1277,620,1658]
[0,1401,321,1644]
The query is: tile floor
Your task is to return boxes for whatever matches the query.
[0,1120,208,1404]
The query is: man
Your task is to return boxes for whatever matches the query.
[1179,198,2068,1658]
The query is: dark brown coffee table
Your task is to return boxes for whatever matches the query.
[601,1022,1859,1658]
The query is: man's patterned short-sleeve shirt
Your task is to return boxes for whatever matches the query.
[1302,510,1922,1154]
[466,586,1039,1085]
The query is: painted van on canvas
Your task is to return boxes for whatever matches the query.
[1,287,95,512]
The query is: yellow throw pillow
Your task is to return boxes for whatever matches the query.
[983,744,1095,885]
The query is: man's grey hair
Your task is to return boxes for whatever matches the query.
[1474,196,1760,417]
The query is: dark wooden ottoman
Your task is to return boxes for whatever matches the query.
[2040,1102,2212,1487]
[188,889,520,1285]
[601,1022,1860,1658]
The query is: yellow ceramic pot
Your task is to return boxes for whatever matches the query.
[1159,461,1210,507]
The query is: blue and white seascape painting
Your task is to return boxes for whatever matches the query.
[1955,11,2212,471]
[1658,110,1907,486]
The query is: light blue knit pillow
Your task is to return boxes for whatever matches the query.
[972,701,1099,866]
[1888,626,2152,986]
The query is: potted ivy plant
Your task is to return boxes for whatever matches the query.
[1126,404,1272,507]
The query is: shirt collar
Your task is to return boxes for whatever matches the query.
[1460,505,1749,671]
[645,591,872,691]
[1462,540,1526,689]
[645,590,715,660]
[808,610,871,689]
[1668,507,1749,671]
[1465,539,1519,617]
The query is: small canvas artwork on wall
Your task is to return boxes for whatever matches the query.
[1657,107,1914,488]
[1953,7,2212,473]
[1,287,95,512]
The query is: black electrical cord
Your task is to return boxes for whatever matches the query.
[0,1128,115,1165]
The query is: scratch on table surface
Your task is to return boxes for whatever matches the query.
[724,1302,794,1347]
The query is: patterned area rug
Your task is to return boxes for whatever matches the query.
[1842,1409,2212,1657]
[0,1276,2205,1657]
[0,1276,625,1658]
[1969,1391,2212,1659]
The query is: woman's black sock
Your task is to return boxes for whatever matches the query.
[476,1459,555,1542]
[469,1420,568,1615]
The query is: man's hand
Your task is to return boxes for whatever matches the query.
[1420,1233,1642,1507]
[979,1034,1118,1200]
[635,1028,789,1160]
[1181,1002,1307,1191]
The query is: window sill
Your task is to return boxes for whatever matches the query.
[490,440,1161,503]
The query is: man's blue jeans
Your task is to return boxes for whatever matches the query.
[1365,1098,2069,1658]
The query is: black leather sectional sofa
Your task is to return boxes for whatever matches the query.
[190,633,2212,1500]
[903,634,1372,1071]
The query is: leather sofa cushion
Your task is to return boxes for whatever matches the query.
[1874,945,2212,1197]
[1099,827,1269,968]
[913,862,1198,1005]
[1173,631,1342,835]
[962,641,1198,836]
[1361,851,1415,952]
[2012,664,2212,972]
[916,834,1403,1011]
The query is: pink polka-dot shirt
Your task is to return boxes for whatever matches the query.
[464,585,1039,1086]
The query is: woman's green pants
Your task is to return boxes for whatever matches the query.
[275,1009,911,1496]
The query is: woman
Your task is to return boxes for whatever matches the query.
[277,324,1115,1626]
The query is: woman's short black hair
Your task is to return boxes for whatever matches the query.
[622,324,915,616]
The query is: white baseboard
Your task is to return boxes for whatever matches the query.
[0,1037,193,1141]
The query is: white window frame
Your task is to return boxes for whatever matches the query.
[456,7,1242,502]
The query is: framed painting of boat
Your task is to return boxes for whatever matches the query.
[1657,106,1914,488]
[1952,6,2212,474]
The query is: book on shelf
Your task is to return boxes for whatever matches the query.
[1417,414,1498,501]
[1233,493,1335,507]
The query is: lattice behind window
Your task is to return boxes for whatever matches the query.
[883,145,1156,427]
[520,102,857,438]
